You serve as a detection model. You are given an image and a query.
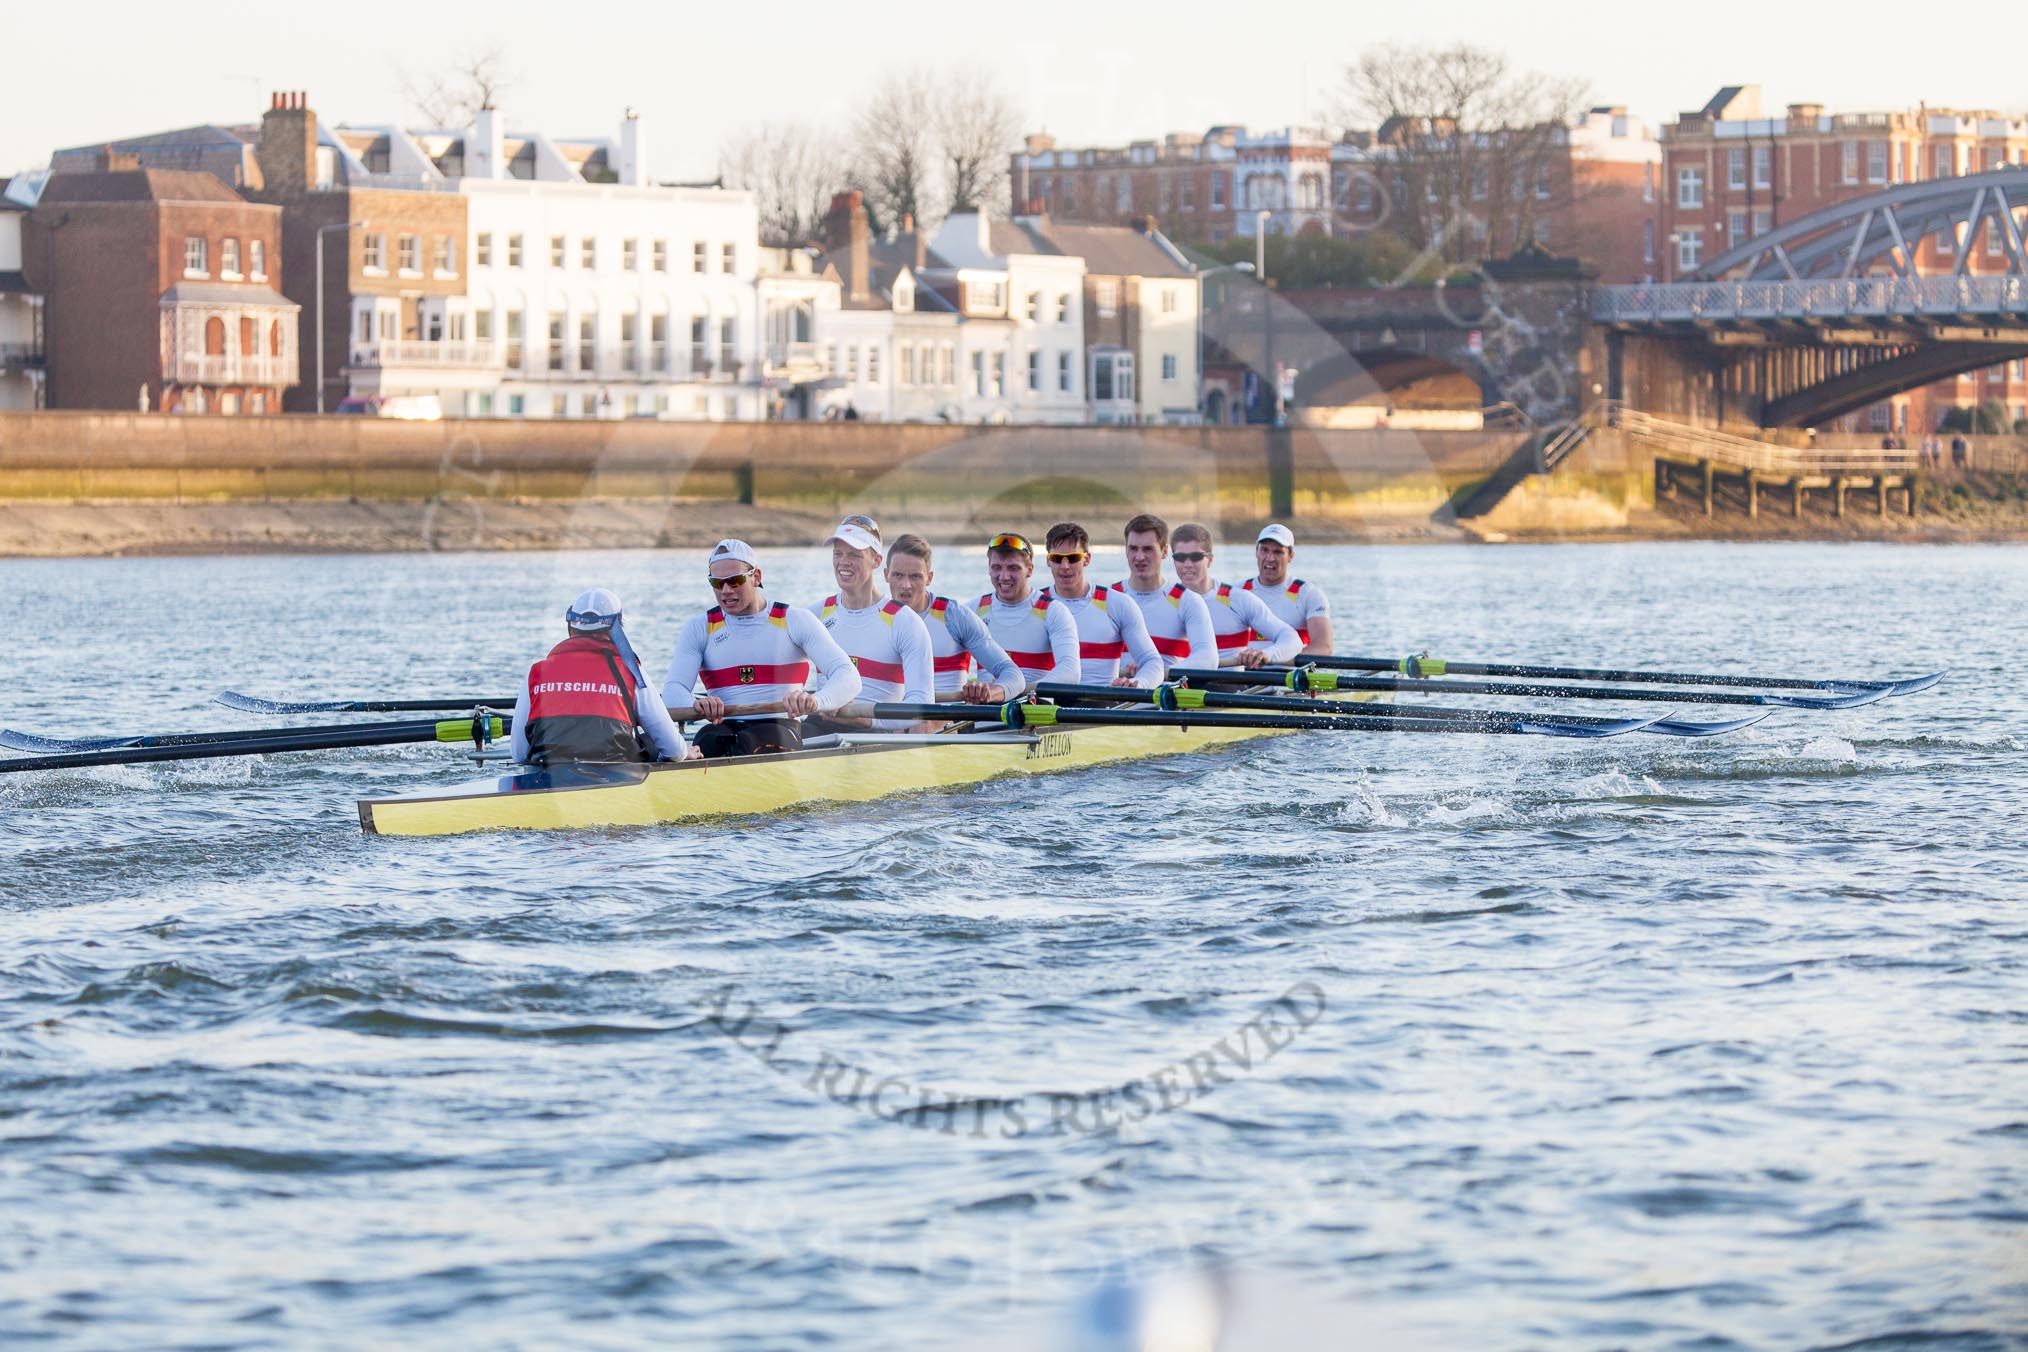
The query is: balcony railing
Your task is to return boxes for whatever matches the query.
[1594,275,2028,325]
[0,342,44,367]
[169,353,294,386]
[350,340,501,369]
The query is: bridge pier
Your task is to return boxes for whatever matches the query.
[1832,476,1846,518]
[1701,458,1715,516]
[1744,468,1759,519]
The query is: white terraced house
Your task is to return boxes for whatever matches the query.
[332,109,761,420]
[924,211,1088,425]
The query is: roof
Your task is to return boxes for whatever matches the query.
[818,236,954,311]
[37,170,248,205]
[159,281,297,309]
[49,126,262,187]
[1025,221,1192,279]
[987,219,1058,257]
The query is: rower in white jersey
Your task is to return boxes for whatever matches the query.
[1168,521,1302,669]
[882,533,1022,703]
[1112,512,1217,676]
[803,515,935,734]
[1039,521,1166,689]
[974,530,1081,692]
[1246,523,1334,656]
[662,539,860,758]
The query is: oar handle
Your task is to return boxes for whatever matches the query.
[665,700,784,721]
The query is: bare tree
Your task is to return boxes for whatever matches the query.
[1339,43,1587,265]
[854,69,942,233]
[938,73,1023,216]
[401,44,513,129]
[720,121,853,246]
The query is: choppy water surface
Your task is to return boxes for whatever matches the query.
[2,542,2024,1349]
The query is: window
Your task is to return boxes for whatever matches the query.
[623,239,638,271]
[939,344,954,386]
[1643,220,1655,264]
[1356,176,1375,212]
[1533,166,1551,200]
[867,347,881,384]
[1058,350,1072,392]
[650,315,668,371]
[547,312,566,370]
[578,314,595,371]
[221,238,241,278]
[1027,350,1041,392]
[1096,280,1118,317]
[582,238,597,270]
[184,236,208,276]
[448,311,466,342]
[1868,142,1888,184]
[718,318,735,372]
[398,234,420,274]
[1676,167,1703,209]
[1753,208,1772,239]
[1677,227,1703,271]
[1642,163,1654,203]
[694,241,707,273]
[991,351,1006,396]
[691,317,709,372]
[1939,225,1955,256]
[435,236,457,276]
[1842,142,1858,185]
[971,350,986,397]
[357,310,371,343]
[550,235,565,267]
[722,243,736,273]
[361,233,385,272]
[1728,208,1749,246]
[1181,179,1195,212]
[1993,224,2008,258]
[1935,145,1953,178]
[1159,286,1177,314]
[1752,145,1771,189]
[1210,172,1226,210]
[249,239,265,279]
[846,345,860,383]
[1470,165,1489,201]
[505,311,523,367]
[1027,291,1042,321]
[424,309,443,342]
[902,346,916,385]
[477,232,493,267]
[1728,148,1746,190]
[508,233,524,267]
[203,315,227,356]
[1056,294,1071,325]
[620,314,637,369]
[1160,178,1174,212]
[475,309,493,341]
[1532,218,1551,245]
[652,240,667,272]
[1161,353,1177,382]
[1092,351,1134,401]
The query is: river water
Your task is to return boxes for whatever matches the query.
[2,541,2023,1349]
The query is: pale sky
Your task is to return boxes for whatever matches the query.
[6,0,2023,182]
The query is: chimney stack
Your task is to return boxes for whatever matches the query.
[617,109,647,187]
[256,90,317,198]
[826,191,870,303]
[471,105,506,180]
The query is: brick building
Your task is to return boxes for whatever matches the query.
[1660,85,2028,430]
[23,155,297,412]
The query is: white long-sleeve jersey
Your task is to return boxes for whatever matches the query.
[976,590,1082,690]
[811,594,934,731]
[661,599,860,718]
[1041,584,1165,688]
[1113,579,1218,673]
[1202,580,1303,667]
[510,675,689,764]
[921,595,1023,696]
[1243,576,1331,649]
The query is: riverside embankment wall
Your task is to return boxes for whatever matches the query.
[0,413,1656,554]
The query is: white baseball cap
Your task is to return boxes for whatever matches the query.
[826,519,884,559]
[1256,524,1296,548]
[709,538,759,567]
[566,587,623,629]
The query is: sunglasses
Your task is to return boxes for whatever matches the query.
[986,533,1032,554]
[1171,551,1208,563]
[708,569,757,590]
[1046,552,1088,565]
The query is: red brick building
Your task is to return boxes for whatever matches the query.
[1659,85,2028,431]
[23,155,297,412]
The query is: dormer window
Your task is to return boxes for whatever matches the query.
[893,280,913,312]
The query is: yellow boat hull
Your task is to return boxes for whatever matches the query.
[358,692,1373,837]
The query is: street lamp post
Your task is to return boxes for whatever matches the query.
[315,221,364,414]
[1194,260,1253,424]
[1255,209,1281,426]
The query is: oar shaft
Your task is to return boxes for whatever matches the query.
[1034,682,1637,728]
[1165,666,1776,707]
[0,717,505,774]
[219,692,518,714]
[1312,654,1862,691]
[869,701,1568,736]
